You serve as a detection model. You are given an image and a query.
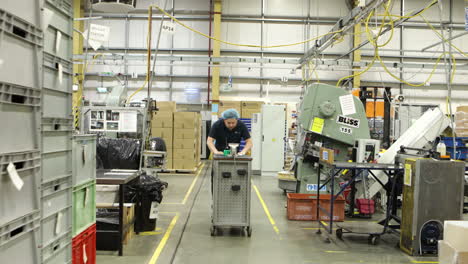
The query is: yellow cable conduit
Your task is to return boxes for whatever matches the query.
[337,0,458,87]
[78,0,461,102]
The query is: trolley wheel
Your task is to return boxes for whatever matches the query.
[336,228,343,240]
[247,227,252,237]
[368,235,380,245]
[210,226,216,236]
[316,229,322,235]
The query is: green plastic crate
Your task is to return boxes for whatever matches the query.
[72,179,96,237]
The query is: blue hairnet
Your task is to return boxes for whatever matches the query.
[221,109,240,119]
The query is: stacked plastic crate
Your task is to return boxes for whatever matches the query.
[72,135,97,264]
[41,0,74,263]
[0,2,44,263]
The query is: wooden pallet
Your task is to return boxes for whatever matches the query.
[159,162,203,174]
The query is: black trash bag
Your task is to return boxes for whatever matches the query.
[96,209,120,251]
[97,137,141,169]
[96,208,119,226]
[124,172,168,232]
[149,137,166,152]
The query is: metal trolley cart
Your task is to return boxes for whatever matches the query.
[211,155,252,237]
[317,162,403,245]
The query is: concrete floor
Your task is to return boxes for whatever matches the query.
[97,161,442,264]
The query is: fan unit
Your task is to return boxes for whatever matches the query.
[92,0,137,13]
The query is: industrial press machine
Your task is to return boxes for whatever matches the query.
[294,83,378,194]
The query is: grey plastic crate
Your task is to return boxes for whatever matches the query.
[43,89,72,119]
[44,26,72,61]
[0,211,41,263]
[44,0,73,36]
[0,82,41,154]
[42,206,72,250]
[42,53,72,119]
[42,118,72,183]
[42,231,72,264]
[72,135,97,186]
[0,1,43,26]
[42,176,72,246]
[212,157,252,231]
[42,118,73,154]
[0,10,42,89]
[0,151,41,226]
[43,52,73,94]
[42,152,72,183]
[42,176,72,218]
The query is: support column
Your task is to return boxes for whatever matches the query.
[211,0,222,102]
[72,0,84,129]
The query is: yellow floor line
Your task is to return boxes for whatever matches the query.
[140,231,164,236]
[411,261,438,264]
[252,181,280,235]
[147,213,180,264]
[302,227,337,230]
[160,163,205,205]
[181,163,205,204]
[324,250,348,253]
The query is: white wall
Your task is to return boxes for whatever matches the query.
[82,0,468,112]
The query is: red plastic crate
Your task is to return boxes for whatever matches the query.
[72,223,96,264]
[286,193,345,221]
[356,199,375,215]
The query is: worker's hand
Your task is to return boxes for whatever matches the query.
[238,151,246,156]
[215,151,224,155]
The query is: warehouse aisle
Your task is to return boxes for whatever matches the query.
[171,164,439,264]
[97,162,440,264]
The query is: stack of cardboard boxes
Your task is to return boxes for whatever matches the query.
[455,106,468,137]
[216,100,264,119]
[218,101,241,117]
[151,102,176,169]
[241,101,264,118]
[173,112,202,170]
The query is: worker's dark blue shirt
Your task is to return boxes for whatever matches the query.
[208,119,251,151]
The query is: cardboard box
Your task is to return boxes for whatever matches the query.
[152,112,173,128]
[456,106,468,113]
[319,147,334,164]
[439,240,468,264]
[156,101,176,112]
[241,109,261,119]
[174,149,197,160]
[241,101,263,110]
[174,112,201,129]
[218,101,241,117]
[173,159,198,170]
[173,138,197,149]
[219,101,241,109]
[165,158,173,169]
[151,127,173,139]
[161,137,173,148]
[166,148,173,155]
[174,128,197,139]
[444,221,468,251]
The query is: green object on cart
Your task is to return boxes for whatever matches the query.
[223,150,231,156]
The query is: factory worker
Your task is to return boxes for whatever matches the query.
[207,108,253,156]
